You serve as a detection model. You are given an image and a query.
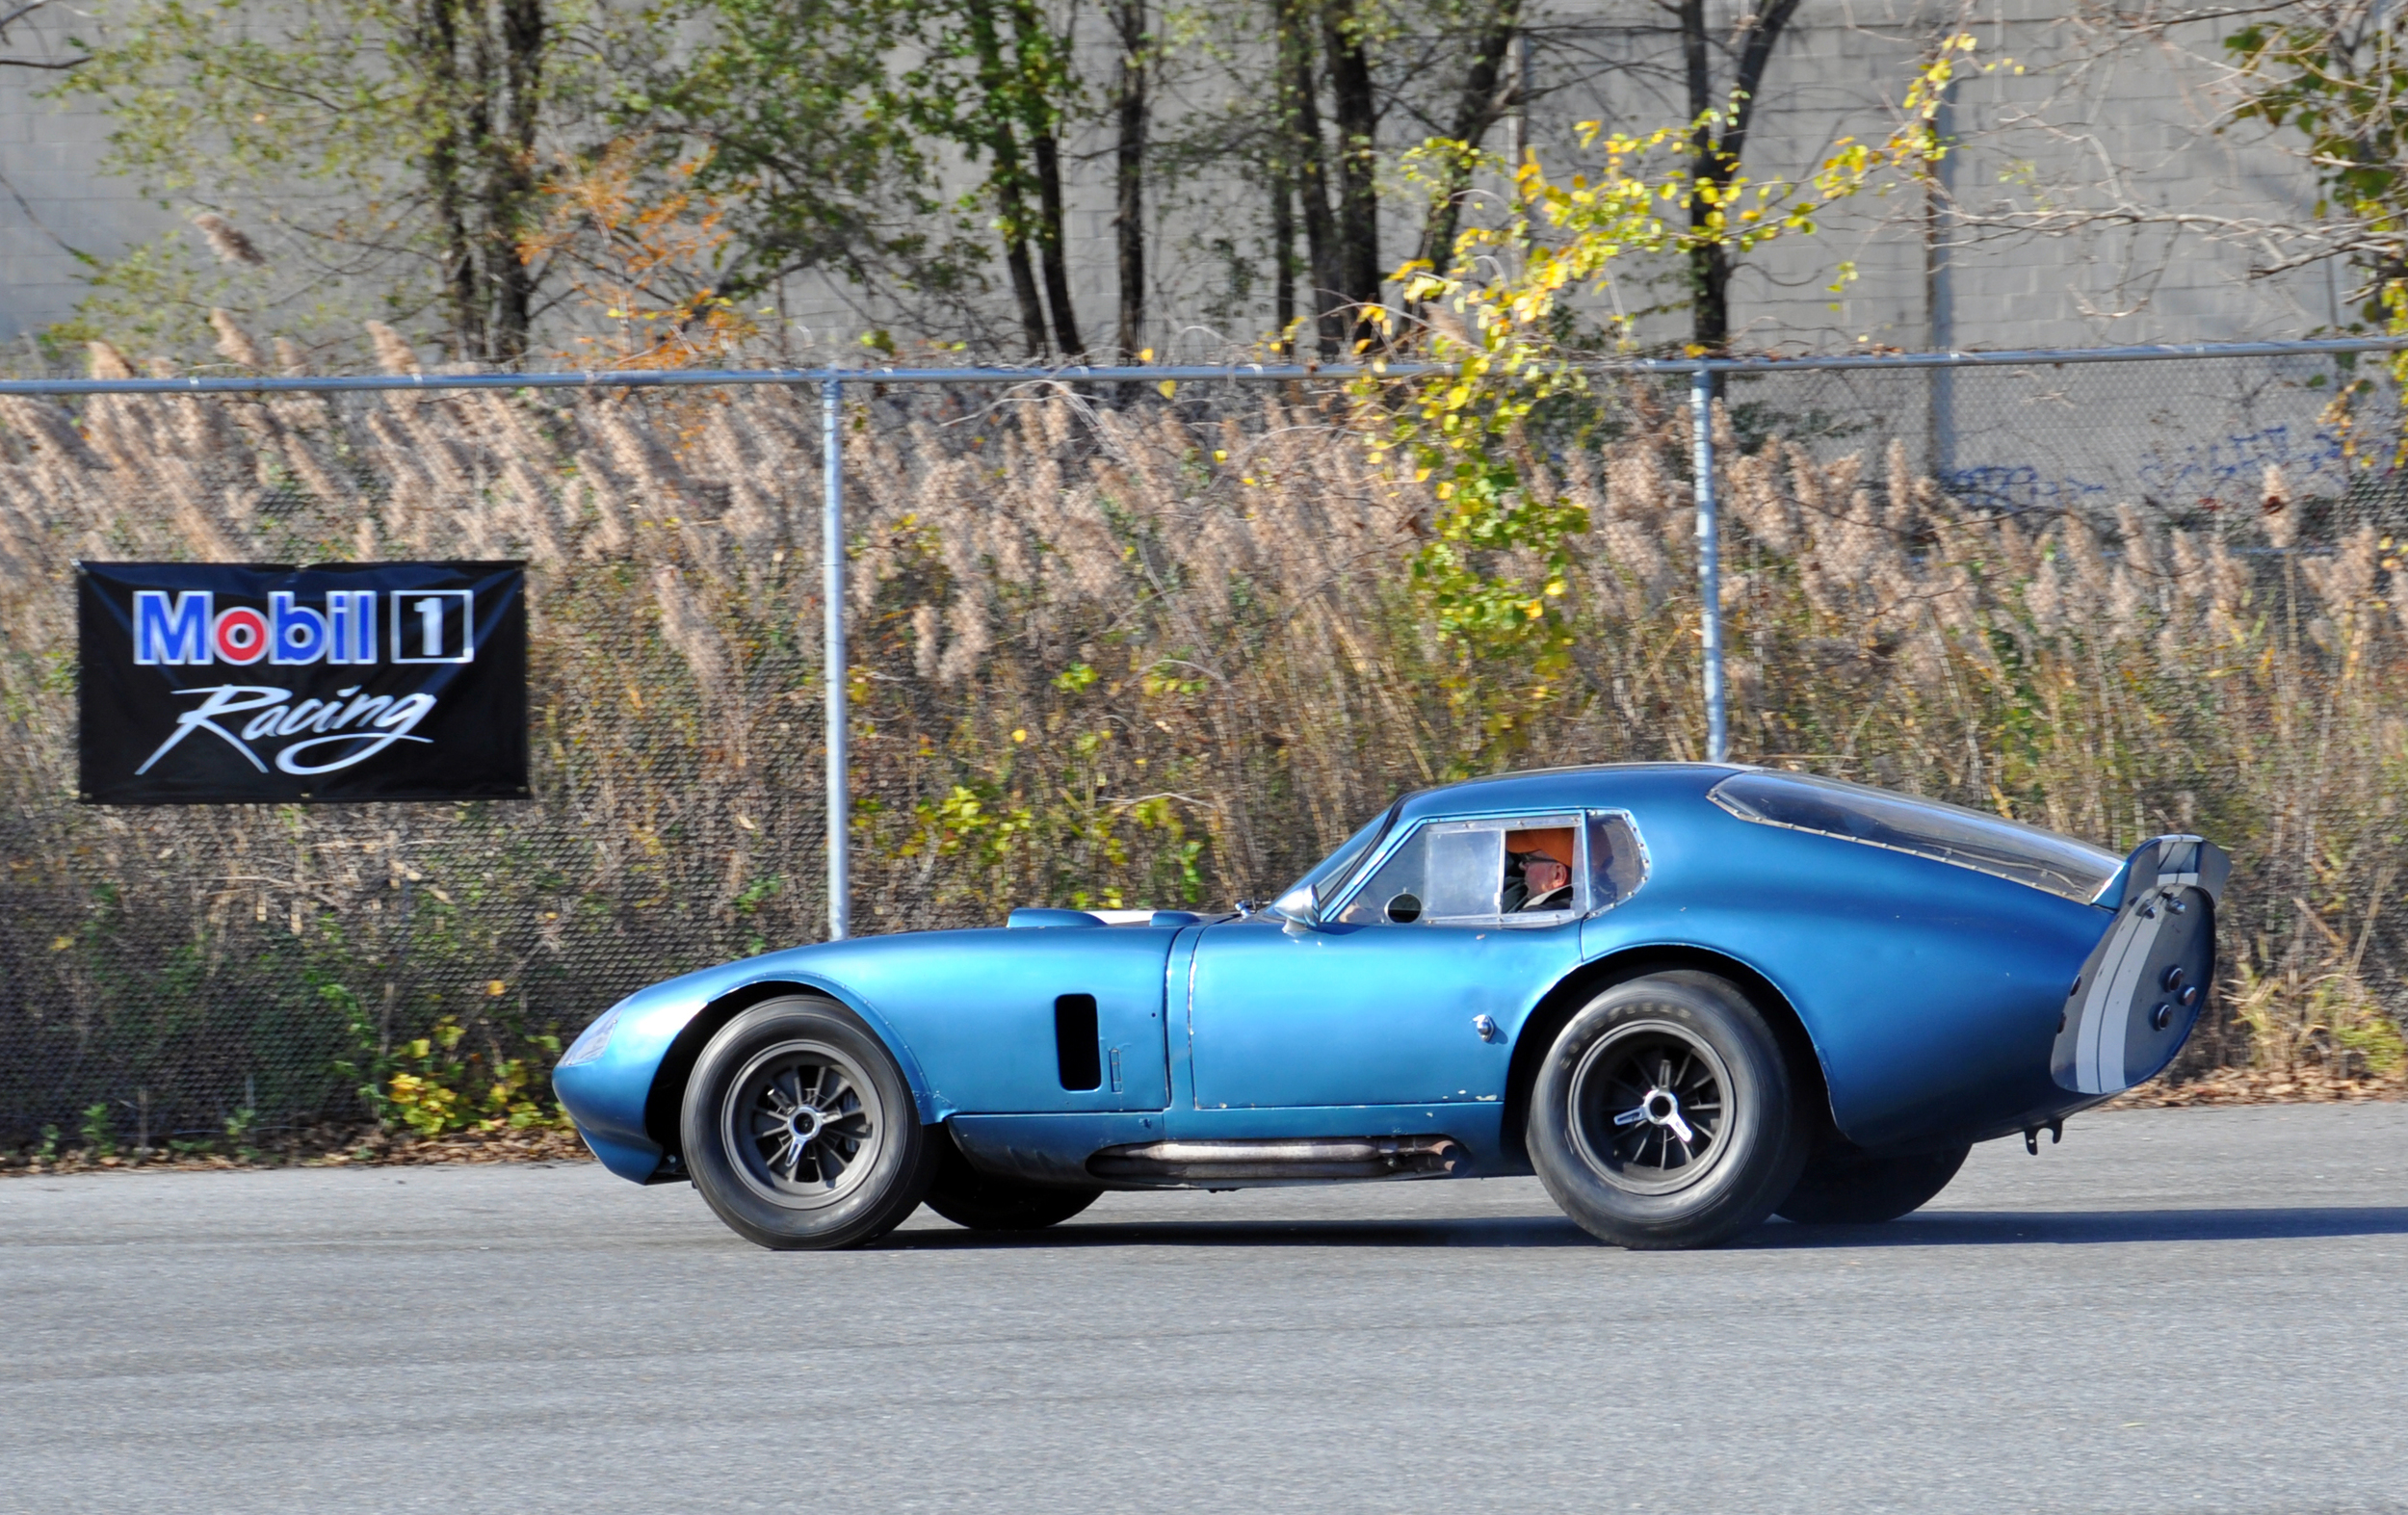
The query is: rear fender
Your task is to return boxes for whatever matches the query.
[1501,944,1836,1169]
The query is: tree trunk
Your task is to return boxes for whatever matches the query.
[410,0,548,362]
[964,0,1051,356]
[415,0,483,359]
[1008,0,1083,358]
[1681,0,1723,353]
[483,0,544,360]
[1682,0,1800,356]
[1321,0,1380,335]
[1271,170,1296,352]
[995,138,1050,357]
[1002,213,1049,356]
[1030,127,1085,358]
[1112,0,1149,363]
[1414,0,1521,278]
[1275,0,1340,353]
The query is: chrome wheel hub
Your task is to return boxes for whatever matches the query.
[1620,1085,1697,1146]
[723,1040,884,1210]
[1567,1019,1735,1196]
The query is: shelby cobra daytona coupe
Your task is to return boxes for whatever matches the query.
[554,764,2228,1250]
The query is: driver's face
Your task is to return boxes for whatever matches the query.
[1525,857,1570,897]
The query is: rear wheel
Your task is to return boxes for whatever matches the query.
[923,1134,1103,1231]
[1527,971,1806,1250]
[681,996,936,1250]
[1776,1143,1970,1225]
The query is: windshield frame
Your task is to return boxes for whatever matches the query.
[1283,801,1402,914]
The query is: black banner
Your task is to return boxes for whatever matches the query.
[78,562,527,805]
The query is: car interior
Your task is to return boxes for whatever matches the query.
[1503,827,1577,912]
[1330,815,1592,926]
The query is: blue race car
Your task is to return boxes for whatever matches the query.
[553,764,2227,1250]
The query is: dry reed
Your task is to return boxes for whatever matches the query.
[0,327,2398,1140]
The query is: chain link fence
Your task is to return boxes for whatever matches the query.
[3,343,2403,1152]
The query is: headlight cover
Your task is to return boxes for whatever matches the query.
[557,1006,622,1069]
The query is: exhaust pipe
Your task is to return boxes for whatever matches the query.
[1087,1135,1463,1184]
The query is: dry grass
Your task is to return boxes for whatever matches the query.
[0,326,2401,1144]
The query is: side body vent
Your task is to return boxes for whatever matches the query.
[1054,993,1102,1090]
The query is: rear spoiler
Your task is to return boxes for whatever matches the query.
[2055,833,2231,1097]
[2090,834,2230,911]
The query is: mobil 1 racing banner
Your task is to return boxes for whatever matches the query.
[77,562,527,805]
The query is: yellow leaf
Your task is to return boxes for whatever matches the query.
[1011,728,1028,743]
[487,980,508,997]
[1157,379,1177,399]
[50,935,71,951]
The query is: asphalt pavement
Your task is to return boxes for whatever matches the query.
[3,1103,2405,1514]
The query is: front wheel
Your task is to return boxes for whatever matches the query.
[1775,1143,1970,1225]
[681,996,937,1250]
[1527,971,1807,1250]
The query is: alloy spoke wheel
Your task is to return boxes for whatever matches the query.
[722,1039,886,1210]
[1566,1019,1736,1196]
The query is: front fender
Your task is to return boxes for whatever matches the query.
[552,947,942,1184]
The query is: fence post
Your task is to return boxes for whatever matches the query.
[1689,366,1728,764]
[1926,75,1958,482]
[823,375,851,941]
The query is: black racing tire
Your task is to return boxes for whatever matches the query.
[1527,971,1807,1250]
[1775,1142,1970,1226]
[923,1132,1104,1231]
[681,996,937,1250]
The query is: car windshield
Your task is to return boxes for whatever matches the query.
[1709,770,2119,904]
[1288,803,1400,909]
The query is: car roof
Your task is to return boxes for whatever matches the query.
[1393,762,1742,821]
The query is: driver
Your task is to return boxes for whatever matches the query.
[1503,850,1574,912]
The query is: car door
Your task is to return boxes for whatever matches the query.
[1182,811,1594,1110]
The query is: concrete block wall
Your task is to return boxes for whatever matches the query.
[0,0,2362,358]
[0,2,170,354]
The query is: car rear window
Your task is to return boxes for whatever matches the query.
[1708,771,2118,904]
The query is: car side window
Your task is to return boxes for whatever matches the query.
[1587,812,1648,909]
[1331,813,1587,927]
